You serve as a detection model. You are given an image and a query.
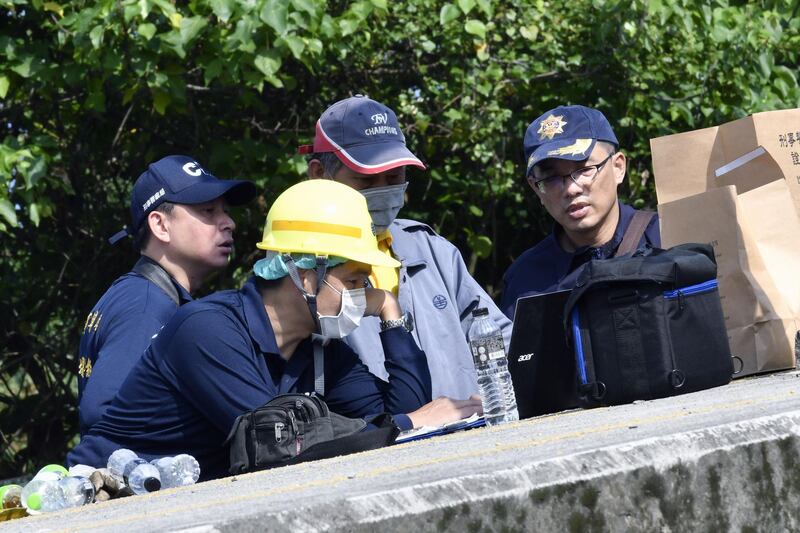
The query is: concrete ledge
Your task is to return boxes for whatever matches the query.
[10,371,800,532]
[303,413,800,532]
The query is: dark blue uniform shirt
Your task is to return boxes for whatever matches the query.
[77,268,191,435]
[501,203,661,319]
[68,278,430,480]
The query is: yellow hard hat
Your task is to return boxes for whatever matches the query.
[257,179,400,269]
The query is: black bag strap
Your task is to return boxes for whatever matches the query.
[614,210,656,257]
[313,338,325,397]
[131,256,181,305]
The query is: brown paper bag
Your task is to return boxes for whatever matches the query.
[650,108,800,217]
[651,111,800,376]
[658,185,799,375]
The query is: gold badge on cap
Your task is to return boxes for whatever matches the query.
[537,114,567,140]
[547,138,592,157]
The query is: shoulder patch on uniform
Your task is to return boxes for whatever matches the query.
[78,356,93,378]
[394,218,437,236]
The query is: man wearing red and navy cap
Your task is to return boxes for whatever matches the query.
[300,95,512,401]
[77,155,255,436]
[501,105,661,319]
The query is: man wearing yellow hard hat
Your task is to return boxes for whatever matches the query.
[68,179,482,480]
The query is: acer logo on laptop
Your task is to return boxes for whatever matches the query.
[517,353,534,362]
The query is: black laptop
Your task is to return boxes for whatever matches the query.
[507,290,580,418]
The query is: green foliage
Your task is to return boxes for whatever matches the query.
[1,0,798,476]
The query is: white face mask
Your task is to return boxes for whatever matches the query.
[360,183,408,234]
[317,279,367,339]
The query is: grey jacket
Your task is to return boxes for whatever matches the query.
[344,218,513,400]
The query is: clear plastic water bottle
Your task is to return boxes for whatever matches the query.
[21,470,65,514]
[107,449,161,494]
[468,307,519,426]
[59,476,95,508]
[0,484,23,509]
[151,454,201,488]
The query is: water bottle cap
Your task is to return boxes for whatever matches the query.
[38,464,69,477]
[471,307,489,317]
[27,493,42,511]
[144,477,161,492]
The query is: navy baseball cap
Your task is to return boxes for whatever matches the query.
[298,95,425,174]
[109,155,256,244]
[523,105,619,177]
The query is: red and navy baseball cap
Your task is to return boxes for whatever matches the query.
[109,155,256,244]
[298,95,425,174]
[523,105,619,177]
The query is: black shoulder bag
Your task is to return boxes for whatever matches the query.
[564,242,735,407]
[225,393,400,475]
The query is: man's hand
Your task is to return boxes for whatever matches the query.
[407,395,484,428]
[364,288,402,321]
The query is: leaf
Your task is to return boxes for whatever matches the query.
[29,202,40,227]
[137,22,157,41]
[290,0,317,15]
[305,38,323,55]
[279,34,305,60]
[339,17,360,36]
[476,0,492,17]
[169,12,183,29]
[204,59,223,84]
[370,0,387,10]
[758,53,771,78]
[11,56,33,78]
[209,0,234,23]
[457,0,475,15]
[773,65,797,87]
[0,198,18,227]
[85,90,106,112]
[440,4,460,25]
[122,85,137,104]
[260,0,289,34]
[89,25,104,49]
[138,0,152,18]
[0,76,9,99]
[180,16,208,45]
[468,205,483,217]
[25,157,47,187]
[152,90,171,114]
[254,50,282,76]
[519,25,538,41]
[464,19,486,39]
[43,2,64,17]
[467,233,492,259]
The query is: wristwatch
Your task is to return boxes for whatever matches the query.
[379,313,414,332]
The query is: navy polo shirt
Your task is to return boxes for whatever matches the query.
[77,269,191,435]
[68,278,430,480]
[501,202,661,319]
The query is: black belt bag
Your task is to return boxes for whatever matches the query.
[225,393,400,475]
[564,243,735,407]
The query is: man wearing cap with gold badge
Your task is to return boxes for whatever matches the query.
[501,105,661,318]
[300,95,512,401]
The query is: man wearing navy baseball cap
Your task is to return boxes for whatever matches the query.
[501,105,661,318]
[77,155,256,436]
[300,95,512,401]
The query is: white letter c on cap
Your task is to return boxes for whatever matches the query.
[182,162,202,176]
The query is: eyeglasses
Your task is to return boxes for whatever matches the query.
[531,152,615,194]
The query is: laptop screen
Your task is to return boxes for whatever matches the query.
[507,290,579,418]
